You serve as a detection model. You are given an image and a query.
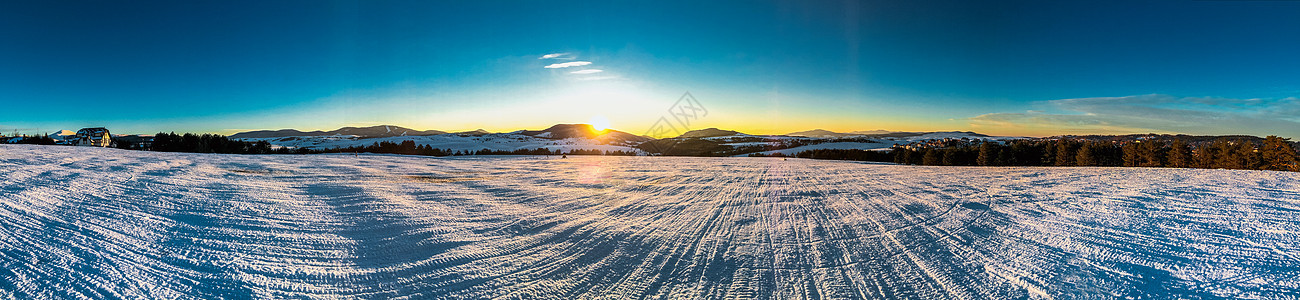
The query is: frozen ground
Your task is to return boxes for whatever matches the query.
[743,142,896,157]
[2,144,1299,299]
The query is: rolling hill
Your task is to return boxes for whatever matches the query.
[229,125,446,139]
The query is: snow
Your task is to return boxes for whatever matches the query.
[743,141,900,156]
[2,144,1299,298]
[899,132,1020,141]
[49,130,76,137]
[702,134,812,141]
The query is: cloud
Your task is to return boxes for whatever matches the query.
[569,69,603,74]
[539,52,571,60]
[575,75,619,81]
[544,61,592,69]
[969,95,1300,137]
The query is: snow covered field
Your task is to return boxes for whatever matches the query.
[2,144,1299,299]
[744,142,896,156]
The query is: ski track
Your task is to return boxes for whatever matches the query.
[1,144,1299,299]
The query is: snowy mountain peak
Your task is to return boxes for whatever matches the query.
[454,129,491,136]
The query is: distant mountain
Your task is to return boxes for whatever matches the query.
[849,130,894,135]
[786,129,838,137]
[787,129,861,138]
[677,128,743,138]
[230,125,446,139]
[909,131,990,138]
[332,125,446,138]
[229,129,318,139]
[236,124,650,154]
[787,129,899,138]
[520,124,651,144]
[228,123,1018,157]
[453,129,490,136]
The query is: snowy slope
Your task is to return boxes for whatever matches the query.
[49,129,75,138]
[724,131,1014,156]
[744,141,899,156]
[703,134,812,142]
[896,131,1018,141]
[2,144,1298,298]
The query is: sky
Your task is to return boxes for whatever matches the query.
[2,0,1300,138]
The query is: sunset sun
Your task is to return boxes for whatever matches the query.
[588,115,610,132]
[2,1,1295,298]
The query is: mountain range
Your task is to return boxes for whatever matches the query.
[229,125,446,139]
[786,129,894,138]
[228,124,1008,156]
[518,124,653,143]
[229,125,989,141]
[676,128,742,138]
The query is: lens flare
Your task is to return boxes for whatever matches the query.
[589,115,611,131]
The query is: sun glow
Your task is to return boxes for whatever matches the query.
[589,115,611,132]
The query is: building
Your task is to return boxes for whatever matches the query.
[74,127,113,147]
[113,135,154,150]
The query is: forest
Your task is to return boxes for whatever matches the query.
[148,132,308,154]
[771,136,1300,172]
[320,140,639,156]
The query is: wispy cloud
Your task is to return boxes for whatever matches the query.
[969,94,1300,137]
[544,61,592,69]
[576,75,620,81]
[569,69,603,74]
[539,52,571,60]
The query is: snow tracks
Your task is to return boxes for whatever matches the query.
[1,145,1298,299]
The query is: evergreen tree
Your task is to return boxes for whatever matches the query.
[977,142,999,166]
[1167,140,1193,168]
[1097,142,1123,166]
[1122,143,1141,167]
[1054,140,1077,167]
[1009,141,1039,166]
[1075,142,1098,166]
[922,149,941,166]
[942,149,959,166]
[1138,141,1166,167]
[996,147,1013,166]
[1042,141,1057,166]
[1215,140,1245,169]
[894,148,913,164]
[1261,136,1299,171]
[1239,142,1262,170]
[1194,139,1225,168]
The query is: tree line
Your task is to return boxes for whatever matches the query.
[320,140,639,156]
[9,135,58,145]
[150,132,311,154]
[17,131,640,157]
[769,136,1300,172]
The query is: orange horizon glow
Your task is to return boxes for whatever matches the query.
[208,119,1183,139]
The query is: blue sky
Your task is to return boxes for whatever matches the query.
[2,0,1299,137]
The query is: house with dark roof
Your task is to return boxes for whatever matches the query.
[75,127,113,147]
